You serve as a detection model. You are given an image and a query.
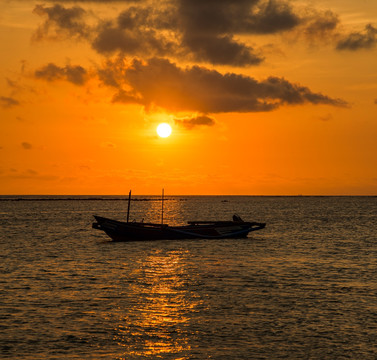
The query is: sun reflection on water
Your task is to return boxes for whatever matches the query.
[113,249,200,359]
[135,196,187,226]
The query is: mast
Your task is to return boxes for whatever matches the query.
[161,188,164,225]
[127,190,131,223]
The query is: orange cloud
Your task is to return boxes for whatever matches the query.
[33,57,347,114]
[337,24,377,51]
[112,57,347,113]
[32,0,361,67]
[35,63,87,85]
[0,96,20,108]
[32,4,89,40]
[21,142,33,150]
[174,115,216,129]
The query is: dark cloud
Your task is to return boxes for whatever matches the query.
[31,1,356,66]
[32,4,88,40]
[29,1,350,115]
[90,7,186,61]
[30,1,304,67]
[336,24,377,51]
[175,115,216,129]
[374,99,377,104]
[42,0,142,2]
[181,34,263,66]
[177,0,299,36]
[35,63,87,85]
[177,0,298,65]
[92,20,177,57]
[112,89,140,104]
[35,63,64,81]
[97,57,127,87]
[65,65,88,85]
[241,0,300,34]
[91,5,180,58]
[6,78,19,89]
[109,57,346,113]
[176,1,342,60]
[0,96,20,108]
[21,142,33,150]
[259,76,345,106]
[303,10,339,40]
[318,114,333,122]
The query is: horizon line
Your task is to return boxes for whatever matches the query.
[0,194,376,198]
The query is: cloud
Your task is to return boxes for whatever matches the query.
[21,142,33,150]
[174,0,304,66]
[0,96,20,108]
[177,0,300,36]
[175,115,216,129]
[318,114,333,122]
[35,63,65,81]
[181,34,263,66]
[30,1,363,67]
[29,2,350,117]
[112,89,140,104]
[97,57,128,87]
[42,0,142,2]
[3,169,59,181]
[26,169,38,175]
[32,4,89,40]
[6,78,20,89]
[240,0,301,34]
[92,17,177,58]
[302,10,339,40]
[336,24,377,51]
[109,57,347,113]
[35,63,87,85]
[30,1,306,67]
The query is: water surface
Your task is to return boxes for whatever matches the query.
[1,196,376,359]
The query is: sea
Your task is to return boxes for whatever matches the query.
[1,195,376,359]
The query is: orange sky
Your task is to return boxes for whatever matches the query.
[1,0,376,195]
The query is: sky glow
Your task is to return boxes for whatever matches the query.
[0,0,376,195]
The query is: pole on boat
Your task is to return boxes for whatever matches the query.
[161,188,164,226]
[127,190,131,223]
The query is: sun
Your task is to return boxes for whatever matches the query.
[156,123,172,138]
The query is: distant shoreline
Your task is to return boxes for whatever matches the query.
[0,195,375,201]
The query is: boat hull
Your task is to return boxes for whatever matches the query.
[92,216,265,242]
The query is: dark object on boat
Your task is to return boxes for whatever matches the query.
[92,190,265,241]
[92,215,265,241]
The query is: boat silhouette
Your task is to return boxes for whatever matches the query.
[92,190,266,241]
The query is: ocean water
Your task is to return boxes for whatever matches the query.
[1,196,376,359]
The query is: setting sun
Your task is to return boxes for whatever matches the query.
[0,0,376,195]
[156,123,172,138]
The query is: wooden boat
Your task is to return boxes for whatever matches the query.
[92,190,266,241]
[92,215,265,241]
